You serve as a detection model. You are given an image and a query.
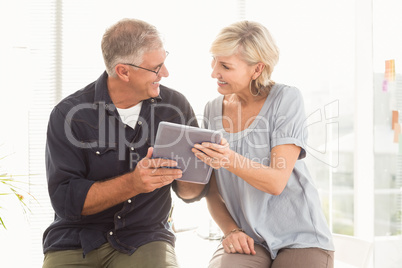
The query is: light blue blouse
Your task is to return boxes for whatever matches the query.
[203,83,334,259]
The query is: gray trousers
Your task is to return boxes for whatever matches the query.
[208,244,334,268]
[43,241,179,268]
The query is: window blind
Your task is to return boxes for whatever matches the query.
[27,1,60,265]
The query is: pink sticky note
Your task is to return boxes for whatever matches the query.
[383,80,388,92]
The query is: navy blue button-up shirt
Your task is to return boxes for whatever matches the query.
[43,71,200,256]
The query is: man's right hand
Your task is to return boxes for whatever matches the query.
[130,147,182,194]
[82,147,181,215]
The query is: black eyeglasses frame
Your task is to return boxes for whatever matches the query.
[121,51,169,76]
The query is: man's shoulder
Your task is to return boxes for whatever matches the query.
[159,84,188,103]
[54,82,97,114]
[156,85,196,124]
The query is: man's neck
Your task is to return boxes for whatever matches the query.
[107,77,142,109]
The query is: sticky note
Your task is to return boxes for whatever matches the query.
[383,80,388,92]
[392,111,399,130]
[394,123,401,143]
[385,59,395,82]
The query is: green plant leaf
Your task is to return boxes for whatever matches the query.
[1,151,37,230]
[0,216,6,229]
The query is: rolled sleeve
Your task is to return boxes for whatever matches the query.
[46,107,95,220]
[271,87,308,159]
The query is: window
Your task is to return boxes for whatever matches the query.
[373,0,402,265]
[247,0,356,235]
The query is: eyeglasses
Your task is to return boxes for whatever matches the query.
[121,51,169,76]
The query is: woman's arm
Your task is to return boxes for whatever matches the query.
[193,138,301,195]
[174,180,207,201]
[206,173,256,255]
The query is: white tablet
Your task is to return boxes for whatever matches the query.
[152,121,222,184]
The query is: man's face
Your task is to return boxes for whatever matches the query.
[128,49,169,100]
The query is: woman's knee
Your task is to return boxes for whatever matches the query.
[273,248,334,268]
[208,244,271,268]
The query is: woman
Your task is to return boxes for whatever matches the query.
[192,21,334,268]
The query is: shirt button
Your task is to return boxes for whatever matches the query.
[151,99,155,103]
[127,199,132,203]
[109,231,113,236]
[130,147,135,151]
[117,215,121,219]
[138,121,142,125]
[96,151,100,155]
[124,124,127,128]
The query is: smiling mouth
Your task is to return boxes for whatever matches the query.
[218,80,227,84]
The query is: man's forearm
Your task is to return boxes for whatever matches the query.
[81,173,137,215]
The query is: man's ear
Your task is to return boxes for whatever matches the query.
[115,64,130,82]
[252,62,265,80]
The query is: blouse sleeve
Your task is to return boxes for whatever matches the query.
[270,86,308,159]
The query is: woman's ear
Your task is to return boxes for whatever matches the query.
[253,62,265,80]
[115,64,130,82]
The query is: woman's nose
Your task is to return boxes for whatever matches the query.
[211,61,218,79]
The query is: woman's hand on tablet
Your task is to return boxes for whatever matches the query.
[192,138,233,169]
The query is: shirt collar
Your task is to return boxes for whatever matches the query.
[149,93,162,104]
[94,71,163,110]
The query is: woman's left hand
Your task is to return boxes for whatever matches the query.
[192,138,233,169]
[221,230,256,255]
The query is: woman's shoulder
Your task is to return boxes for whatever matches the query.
[269,83,304,105]
[271,83,301,97]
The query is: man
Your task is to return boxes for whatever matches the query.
[43,18,206,268]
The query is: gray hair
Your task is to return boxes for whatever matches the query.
[101,18,163,77]
[210,20,279,95]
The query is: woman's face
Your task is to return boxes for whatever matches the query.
[211,54,255,96]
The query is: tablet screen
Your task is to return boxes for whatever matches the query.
[152,121,222,184]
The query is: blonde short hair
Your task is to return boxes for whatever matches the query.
[101,18,163,77]
[210,21,279,94]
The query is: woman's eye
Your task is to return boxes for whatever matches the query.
[222,64,229,70]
